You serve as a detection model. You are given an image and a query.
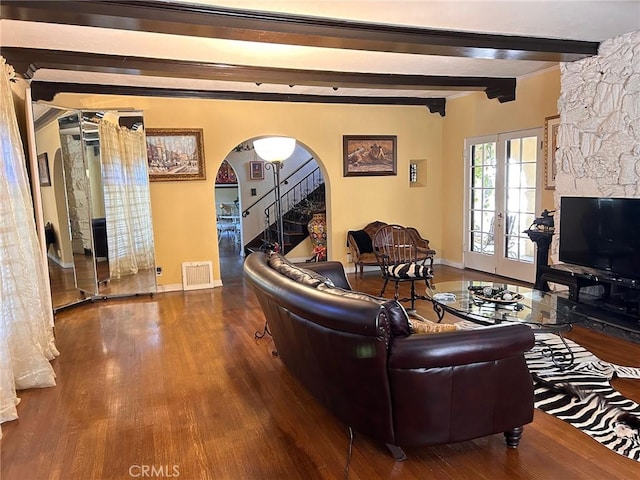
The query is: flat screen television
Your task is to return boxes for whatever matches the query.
[559,196,640,280]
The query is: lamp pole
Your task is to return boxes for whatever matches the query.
[253,137,296,254]
[266,161,285,252]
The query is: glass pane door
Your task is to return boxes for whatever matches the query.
[465,129,541,282]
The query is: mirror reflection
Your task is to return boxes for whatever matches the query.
[33,105,157,310]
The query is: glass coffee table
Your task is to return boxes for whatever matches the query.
[426,280,584,369]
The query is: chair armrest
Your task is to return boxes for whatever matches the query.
[388,324,534,370]
[302,261,352,290]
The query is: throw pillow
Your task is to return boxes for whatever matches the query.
[348,229,374,254]
[386,263,433,279]
[408,318,458,334]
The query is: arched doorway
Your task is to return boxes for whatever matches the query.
[216,138,326,284]
[214,159,243,285]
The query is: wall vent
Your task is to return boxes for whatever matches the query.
[181,261,214,291]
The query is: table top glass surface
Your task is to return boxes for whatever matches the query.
[427,280,581,329]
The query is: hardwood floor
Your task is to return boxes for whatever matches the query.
[2,263,639,479]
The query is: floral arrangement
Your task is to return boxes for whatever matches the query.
[312,245,327,262]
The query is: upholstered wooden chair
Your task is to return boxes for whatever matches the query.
[347,220,388,277]
[372,224,434,310]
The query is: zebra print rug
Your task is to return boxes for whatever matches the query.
[456,321,640,461]
[528,333,640,461]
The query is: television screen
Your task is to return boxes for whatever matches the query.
[559,197,640,279]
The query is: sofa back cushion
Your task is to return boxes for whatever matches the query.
[316,283,411,337]
[267,252,335,288]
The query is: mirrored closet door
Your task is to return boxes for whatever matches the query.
[32,105,157,311]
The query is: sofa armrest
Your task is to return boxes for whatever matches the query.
[388,324,534,369]
[302,261,352,290]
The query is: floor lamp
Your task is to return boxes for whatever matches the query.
[253,136,296,253]
[253,136,296,343]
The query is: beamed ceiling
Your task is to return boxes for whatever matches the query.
[1,1,639,115]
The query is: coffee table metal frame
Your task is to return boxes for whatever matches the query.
[427,281,583,370]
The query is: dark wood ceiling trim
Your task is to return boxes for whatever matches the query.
[33,105,66,131]
[3,47,514,103]
[1,1,599,62]
[3,46,510,91]
[29,81,447,116]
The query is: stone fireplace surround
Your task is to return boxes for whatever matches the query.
[552,30,640,341]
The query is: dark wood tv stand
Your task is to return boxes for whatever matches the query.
[539,264,640,318]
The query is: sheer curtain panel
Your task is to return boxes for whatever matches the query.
[0,57,59,437]
[99,119,154,278]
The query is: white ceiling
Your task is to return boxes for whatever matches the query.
[2,0,639,99]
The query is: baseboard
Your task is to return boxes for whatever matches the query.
[157,279,223,293]
[47,252,73,269]
[436,258,464,269]
[156,283,183,293]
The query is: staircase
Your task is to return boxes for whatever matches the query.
[243,160,325,255]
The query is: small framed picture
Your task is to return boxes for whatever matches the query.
[38,152,51,186]
[249,160,264,180]
[343,135,397,177]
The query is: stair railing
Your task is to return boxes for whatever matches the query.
[261,166,325,251]
[242,156,317,218]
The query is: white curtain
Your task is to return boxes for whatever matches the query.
[99,119,154,278]
[0,56,59,436]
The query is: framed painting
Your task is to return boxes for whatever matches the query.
[249,160,264,180]
[216,160,237,185]
[343,135,397,177]
[146,128,205,181]
[38,152,51,186]
[544,115,560,190]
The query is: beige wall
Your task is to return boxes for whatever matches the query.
[52,93,443,286]
[40,69,560,286]
[441,67,560,265]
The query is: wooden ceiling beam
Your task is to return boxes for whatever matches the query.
[29,81,448,116]
[3,47,512,92]
[1,1,599,62]
[3,47,515,106]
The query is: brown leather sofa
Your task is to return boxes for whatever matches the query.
[244,251,535,460]
[347,221,436,277]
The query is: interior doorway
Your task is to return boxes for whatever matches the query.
[215,160,244,285]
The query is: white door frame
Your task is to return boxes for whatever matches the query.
[463,128,543,282]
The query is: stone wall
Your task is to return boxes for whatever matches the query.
[552,30,640,260]
[556,30,640,199]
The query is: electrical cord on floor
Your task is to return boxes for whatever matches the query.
[344,426,354,479]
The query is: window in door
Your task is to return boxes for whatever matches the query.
[464,129,541,282]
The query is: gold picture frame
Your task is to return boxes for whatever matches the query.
[146,128,205,181]
[544,115,560,190]
[343,135,397,177]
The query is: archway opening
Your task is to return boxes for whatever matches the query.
[215,138,326,284]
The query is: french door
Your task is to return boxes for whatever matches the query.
[464,129,542,283]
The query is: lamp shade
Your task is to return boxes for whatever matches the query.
[253,137,296,162]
